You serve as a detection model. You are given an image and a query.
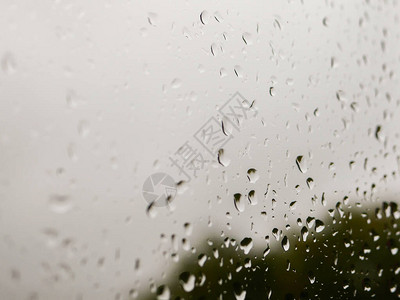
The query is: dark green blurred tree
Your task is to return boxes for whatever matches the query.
[142,201,400,299]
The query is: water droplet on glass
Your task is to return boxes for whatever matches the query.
[198,254,207,267]
[48,194,72,214]
[295,155,308,173]
[336,90,347,102]
[156,285,170,300]
[234,65,244,78]
[171,78,182,89]
[179,272,195,292]
[315,219,325,232]
[248,190,258,205]
[247,168,259,183]
[77,120,90,138]
[306,177,314,190]
[146,202,158,219]
[147,12,158,26]
[66,90,77,109]
[1,52,16,74]
[239,237,253,254]
[269,87,276,97]
[217,149,230,166]
[200,10,209,25]
[282,236,290,251]
[234,193,245,213]
[301,226,309,241]
[242,32,253,45]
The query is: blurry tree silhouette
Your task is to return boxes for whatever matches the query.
[142,201,400,299]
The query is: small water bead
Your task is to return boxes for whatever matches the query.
[239,237,253,255]
[77,120,90,138]
[156,285,170,300]
[146,202,158,218]
[248,190,257,205]
[200,10,210,25]
[242,32,253,45]
[1,52,17,74]
[282,236,290,252]
[247,168,259,183]
[234,193,245,212]
[306,217,315,228]
[179,272,195,292]
[301,226,309,241]
[315,219,325,233]
[184,223,193,236]
[198,254,207,267]
[147,12,158,26]
[306,177,314,190]
[48,194,72,214]
[269,87,276,97]
[336,90,347,102]
[234,65,244,78]
[218,149,231,166]
[296,155,308,173]
[171,78,182,89]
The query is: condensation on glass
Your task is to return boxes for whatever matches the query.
[0,0,399,299]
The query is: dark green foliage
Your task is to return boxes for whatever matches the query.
[143,202,400,299]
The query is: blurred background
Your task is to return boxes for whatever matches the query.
[0,0,399,299]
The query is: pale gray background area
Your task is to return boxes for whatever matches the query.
[0,0,399,299]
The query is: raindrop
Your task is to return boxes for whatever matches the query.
[48,194,72,214]
[217,149,230,166]
[306,216,315,228]
[234,65,244,78]
[375,125,383,141]
[1,52,16,74]
[156,285,170,300]
[301,226,309,241]
[221,118,234,136]
[219,68,227,78]
[234,193,245,213]
[146,202,158,219]
[66,89,77,109]
[198,254,207,267]
[315,219,325,233]
[179,272,195,292]
[282,236,290,252]
[234,283,246,300]
[200,10,209,25]
[295,156,308,173]
[248,190,258,205]
[306,177,314,190]
[67,143,78,161]
[184,223,193,236]
[247,168,259,183]
[239,237,253,254]
[171,78,182,89]
[272,228,280,241]
[263,247,271,257]
[308,271,316,284]
[336,90,347,102]
[77,120,90,138]
[147,12,158,26]
[269,87,276,97]
[214,11,223,23]
[242,32,253,45]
